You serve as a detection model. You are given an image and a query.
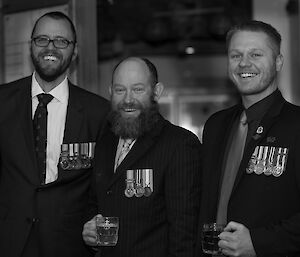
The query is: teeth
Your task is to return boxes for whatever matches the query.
[44,55,57,61]
[240,73,257,78]
[124,109,136,112]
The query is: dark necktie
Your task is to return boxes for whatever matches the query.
[33,93,53,185]
[217,110,248,224]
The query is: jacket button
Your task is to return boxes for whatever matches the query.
[106,190,112,195]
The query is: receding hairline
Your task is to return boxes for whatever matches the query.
[112,57,158,87]
[31,11,77,42]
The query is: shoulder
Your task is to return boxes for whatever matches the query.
[162,118,201,144]
[69,83,110,108]
[206,105,237,126]
[0,76,31,99]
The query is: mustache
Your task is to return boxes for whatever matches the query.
[38,50,61,58]
[117,102,142,110]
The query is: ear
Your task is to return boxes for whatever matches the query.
[109,85,112,96]
[275,53,284,72]
[71,43,78,62]
[153,82,164,101]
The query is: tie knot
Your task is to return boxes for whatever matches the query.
[240,111,247,125]
[37,93,53,106]
[123,139,134,148]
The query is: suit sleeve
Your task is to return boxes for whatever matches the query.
[165,133,202,257]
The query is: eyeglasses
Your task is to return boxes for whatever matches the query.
[32,36,75,49]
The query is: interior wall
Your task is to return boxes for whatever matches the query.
[253,0,299,104]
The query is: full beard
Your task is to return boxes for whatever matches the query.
[108,101,160,139]
[31,50,72,82]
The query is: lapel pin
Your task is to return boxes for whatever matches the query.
[256,126,263,134]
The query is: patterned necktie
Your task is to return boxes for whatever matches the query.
[217,110,248,224]
[115,139,134,171]
[33,93,54,185]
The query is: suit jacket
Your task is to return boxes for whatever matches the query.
[197,91,300,257]
[88,114,202,257]
[0,76,110,257]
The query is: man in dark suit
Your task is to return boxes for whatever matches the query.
[82,57,202,257]
[0,12,109,257]
[197,20,300,257]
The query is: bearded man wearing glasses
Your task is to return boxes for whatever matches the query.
[0,11,109,257]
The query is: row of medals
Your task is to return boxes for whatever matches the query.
[59,142,96,170]
[246,146,288,177]
[124,169,153,198]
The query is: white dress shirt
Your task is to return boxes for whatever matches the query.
[114,137,136,172]
[32,72,69,183]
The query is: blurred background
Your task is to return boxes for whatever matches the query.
[1,0,299,141]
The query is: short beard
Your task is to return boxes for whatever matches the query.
[30,49,72,82]
[108,101,160,139]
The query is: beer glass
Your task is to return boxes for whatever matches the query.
[96,216,119,246]
[202,223,225,255]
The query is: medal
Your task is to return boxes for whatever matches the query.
[143,169,153,197]
[124,170,135,197]
[73,143,82,169]
[246,146,258,174]
[264,146,275,176]
[254,146,264,174]
[59,143,70,170]
[135,169,145,197]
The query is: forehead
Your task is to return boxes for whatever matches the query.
[32,16,73,39]
[113,59,150,85]
[229,31,273,52]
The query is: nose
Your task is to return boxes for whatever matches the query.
[239,55,251,67]
[46,40,56,49]
[124,90,134,103]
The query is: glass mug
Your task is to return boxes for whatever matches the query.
[96,216,119,246]
[202,223,225,255]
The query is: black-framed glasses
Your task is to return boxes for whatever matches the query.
[32,36,75,49]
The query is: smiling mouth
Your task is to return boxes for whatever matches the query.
[238,72,258,78]
[43,55,58,61]
[123,108,138,112]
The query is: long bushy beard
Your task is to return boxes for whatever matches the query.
[108,101,160,139]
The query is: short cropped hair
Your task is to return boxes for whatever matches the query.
[31,11,77,43]
[226,20,281,55]
[112,57,158,87]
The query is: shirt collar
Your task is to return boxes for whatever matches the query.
[31,72,69,103]
[245,89,279,123]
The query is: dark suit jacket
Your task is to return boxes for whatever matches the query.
[88,114,202,257]
[197,91,300,257]
[0,76,110,257]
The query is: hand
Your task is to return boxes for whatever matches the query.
[218,221,256,257]
[82,214,103,247]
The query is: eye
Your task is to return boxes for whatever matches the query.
[133,87,145,94]
[251,53,262,58]
[113,87,126,94]
[230,53,241,60]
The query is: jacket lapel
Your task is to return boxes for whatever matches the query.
[62,83,84,143]
[207,107,240,217]
[16,77,40,184]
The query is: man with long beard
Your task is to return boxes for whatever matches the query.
[0,11,109,257]
[197,20,300,257]
[82,57,202,257]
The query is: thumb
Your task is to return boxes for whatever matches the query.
[224,221,243,232]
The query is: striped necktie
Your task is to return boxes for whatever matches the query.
[33,93,53,185]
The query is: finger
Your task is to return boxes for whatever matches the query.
[219,238,236,251]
